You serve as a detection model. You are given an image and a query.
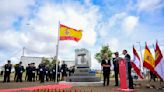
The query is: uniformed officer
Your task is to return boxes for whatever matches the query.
[52,65,56,82]
[25,64,30,81]
[101,53,111,86]
[122,50,134,89]
[36,68,39,81]
[69,66,75,76]
[57,63,61,82]
[45,65,49,82]
[113,52,122,86]
[16,62,24,82]
[32,63,36,82]
[49,67,53,81]
[38,63,46,83]
[61,61,68,81]
[14,64,19,82]
[27,64,33,82]
[3,60,12,82]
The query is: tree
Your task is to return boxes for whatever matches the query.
[95,45,112,63]
[51,57,60,65]
[42,57,50,65]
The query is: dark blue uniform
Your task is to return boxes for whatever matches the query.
[3,63,12,82]
[25,64,30,81]
[45,66,49,81]
[28,66,33,82]
[52,64,60,82]
[16,64,24,82]
[32,66,36,82]
[61,64,68,78]
[49,68,53,81]
[39,64,46,83]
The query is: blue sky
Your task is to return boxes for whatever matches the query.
[0,0,164,69]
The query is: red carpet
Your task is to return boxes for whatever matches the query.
[0,83,72,92]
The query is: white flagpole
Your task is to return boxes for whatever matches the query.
[55,21,60,83]
[137,42,143,72]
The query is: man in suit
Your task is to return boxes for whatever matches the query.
[113,52,122,86]
[101,53,111,86]
[122,50,134,89]
[3,60,12,82]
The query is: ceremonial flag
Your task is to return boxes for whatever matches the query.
[59,24,82,42]
[131,46,144,79]
[143,43,155,73]
[154,41,164,80]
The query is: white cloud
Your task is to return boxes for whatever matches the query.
[0,0,101,66]
[122,16,139,34]
[0,0,35,29]
[99,12,127,37]
[137,0,164,12]
[91,54,101,70]
[107,38,119,52]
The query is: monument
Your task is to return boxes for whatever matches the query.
[66,48,101,82]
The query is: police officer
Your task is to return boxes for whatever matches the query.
[25,64,30,81]
[14,64,19,82]
[113,52,122,86]
[3,60,12,82]
[122,50,134,89]
[32,63,36,82]
[52,65,56,82]
[57,63,61,82]
[101,53,111,86]
[38,63,46,83]
[68,66,75,76]
[49,67,53,81]
[27,63,33,82]
[61,61,68,81]
[45,65,49,82]
[16,62,24,82]
[36,68,39,81]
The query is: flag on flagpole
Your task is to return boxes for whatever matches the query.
[154,41,164,80]
[143,43,155,73]
[131,46,144,79]
[59,24,82,42]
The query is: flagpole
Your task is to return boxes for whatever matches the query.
[154,41,163,88]
[55,21,60,83]
[137,42,143,72]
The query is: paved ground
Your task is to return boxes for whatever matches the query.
[0,80,164,92]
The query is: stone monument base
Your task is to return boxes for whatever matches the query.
[66,68,101,82]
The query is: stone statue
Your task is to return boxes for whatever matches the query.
[75,48,91,68]
[66,48,100,82]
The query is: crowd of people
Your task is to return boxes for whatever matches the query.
[2,49,159,89]
[2,60,75,83]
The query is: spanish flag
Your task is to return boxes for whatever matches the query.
[59,24,82,42]
[131,46,144,79]
[143,43,155,73]
[154,41,164,80]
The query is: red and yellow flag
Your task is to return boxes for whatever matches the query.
[143,43,155,72]
[154,41,164,80]
[59,24,82,42]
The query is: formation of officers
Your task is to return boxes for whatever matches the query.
[3,49,133,89]
[3,60,75,83]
